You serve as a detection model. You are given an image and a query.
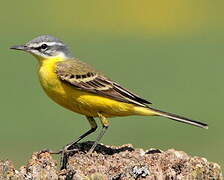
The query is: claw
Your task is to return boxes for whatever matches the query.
[37,148,63,160]
[49,149,63,154]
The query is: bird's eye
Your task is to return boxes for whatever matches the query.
[41,44,48,49]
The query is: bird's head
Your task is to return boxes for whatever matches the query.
[10,35,72,61]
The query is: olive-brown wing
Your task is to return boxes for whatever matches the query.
[56,59,151,107]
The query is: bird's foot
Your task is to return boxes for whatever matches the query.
[60,145,79,170]
[36,148,61,160]
[38,148,63,155]
[38,143,93,169]
[37,147,78,169]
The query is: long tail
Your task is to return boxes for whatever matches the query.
[149,107,208,129]
[134,106,208,129]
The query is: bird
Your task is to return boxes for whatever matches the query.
[10,35,208,156]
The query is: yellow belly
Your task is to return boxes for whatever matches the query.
[38,58,140,118]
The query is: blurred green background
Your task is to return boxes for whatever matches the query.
[0,0,223,169]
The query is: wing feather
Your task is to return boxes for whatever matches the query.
[56,59,151,107]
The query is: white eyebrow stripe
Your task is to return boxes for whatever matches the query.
[28,42,64,48]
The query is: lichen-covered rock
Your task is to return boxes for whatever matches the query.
[0,141,222,180]
[0,160,23,180]
[20,152,58,180]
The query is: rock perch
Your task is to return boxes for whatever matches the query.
[0,141,222,180]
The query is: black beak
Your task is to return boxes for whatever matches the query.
[10,45,29,51]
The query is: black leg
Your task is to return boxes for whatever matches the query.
[60,116,97,169]
[63,116,97,150]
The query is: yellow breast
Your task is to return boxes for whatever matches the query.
[38,57,138,117]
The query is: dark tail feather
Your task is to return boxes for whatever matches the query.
[150,107,208,129]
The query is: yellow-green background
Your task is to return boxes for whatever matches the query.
[0,0,223,169]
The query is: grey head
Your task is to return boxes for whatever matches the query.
[11,35,72,59]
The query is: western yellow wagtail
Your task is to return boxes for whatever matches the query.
[11,35,208,154]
